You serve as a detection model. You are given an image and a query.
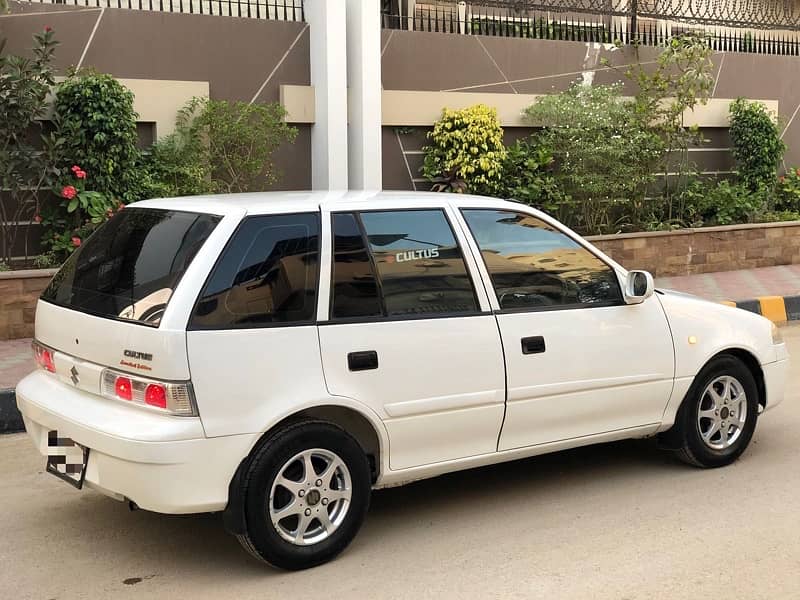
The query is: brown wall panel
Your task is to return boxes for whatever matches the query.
[0,8,102,72]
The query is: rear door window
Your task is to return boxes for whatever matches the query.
[189,213,320,329]
[329,209,479,319]
[41,208,220,326]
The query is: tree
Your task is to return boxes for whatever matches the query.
[0,27,62,265]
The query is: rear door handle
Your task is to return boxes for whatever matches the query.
[348,350,379,371]
[521,336,546,355]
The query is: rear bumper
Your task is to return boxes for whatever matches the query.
[16,371,257,514]
[763,358,789,412]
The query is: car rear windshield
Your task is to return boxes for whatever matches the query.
[41,208,221,327]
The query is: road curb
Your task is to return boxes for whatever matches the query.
[0,388,24,434]
[722,294,800,323]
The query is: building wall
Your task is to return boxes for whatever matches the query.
[380,30,800,190]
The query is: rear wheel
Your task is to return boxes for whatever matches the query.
[672,355,759,468]
[236,421,371,570]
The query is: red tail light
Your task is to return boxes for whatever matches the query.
[32,341,56,373]
[144,384,167,409]
[115,376,133,401]
[101,369,196,416]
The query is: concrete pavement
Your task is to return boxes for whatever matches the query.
[2,326,800,599]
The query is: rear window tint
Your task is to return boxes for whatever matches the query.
[41,208,220,326]
[189,213,320,329]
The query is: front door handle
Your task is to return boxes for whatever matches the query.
[348,350,379,371]
[521,336,546,355]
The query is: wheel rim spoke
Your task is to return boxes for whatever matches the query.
[698,375,746,450]
[268,448,353,547]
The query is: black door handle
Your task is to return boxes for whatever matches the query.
[348,350,379,371]
[521,336,546,355]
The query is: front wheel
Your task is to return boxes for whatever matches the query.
[671,355,759,468]
[236,421,371,570]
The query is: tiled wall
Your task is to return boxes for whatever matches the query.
[590,223,800,277]
[0,270,57,340]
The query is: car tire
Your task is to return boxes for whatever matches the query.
[672,355,759,468]
[236,420,371,570]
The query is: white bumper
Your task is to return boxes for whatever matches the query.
[763,343,790,412]
[16,371,257,514]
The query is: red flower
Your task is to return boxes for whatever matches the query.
[71,165,81,173]
[44,26,52,32]
[61,185,77,199]
[117,203,125,212]
[780,176,786,184]
[33,215,42,224]
[75,170,87,179]
[71,237,82,248]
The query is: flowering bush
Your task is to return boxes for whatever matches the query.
[39,165,121,259]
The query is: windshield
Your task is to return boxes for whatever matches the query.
[41,208,221,326]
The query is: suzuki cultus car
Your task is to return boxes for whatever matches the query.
[17,191,789,570]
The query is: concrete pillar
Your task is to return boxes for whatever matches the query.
[306,0,348,190]
[346,0,382,190]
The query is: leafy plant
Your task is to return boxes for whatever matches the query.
[776,168,800,212]
[53,71,140,202]
[681,179,766,226]
[138,101,213,198]
[0,27,63,265]
[495,139,566,214]
[729,98,785,194]
[31,252,58,269]
[422,104,506,194]
[524,83,664,234]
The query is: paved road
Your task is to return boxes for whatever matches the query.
[4,330,800,599]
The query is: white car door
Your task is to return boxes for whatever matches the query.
[458,207,675,451]
[317,204,506,470]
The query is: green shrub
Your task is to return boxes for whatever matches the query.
[495,139,566,212]
[196,97,297,193]
[138,101,213,198]
[775,168,800,212]
[53,71,140,202]
[681,179,766,226]
[729,98,785,193]
[422,104,506,194]
[525,83,664,234]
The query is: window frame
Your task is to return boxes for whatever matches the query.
[187,211,322,331]
[322,207,488,326]
[458,206,626,314]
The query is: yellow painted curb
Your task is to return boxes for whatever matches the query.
[759,296,788,323]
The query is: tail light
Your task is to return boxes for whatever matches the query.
[101,369,196,416]
[32,340,56,373]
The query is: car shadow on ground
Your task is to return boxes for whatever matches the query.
[46,436,684,578]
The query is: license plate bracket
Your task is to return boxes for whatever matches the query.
[45,431,90,490]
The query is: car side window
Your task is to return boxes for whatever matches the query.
[189,213,319,328]
[330,213,383,319]
[330,209,479,319]
[461,209,623,310]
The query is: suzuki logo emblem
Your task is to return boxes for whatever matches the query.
[70,366,80,386]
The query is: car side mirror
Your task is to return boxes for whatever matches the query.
[624,270,654,304]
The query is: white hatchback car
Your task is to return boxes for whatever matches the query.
[18,191,788,569]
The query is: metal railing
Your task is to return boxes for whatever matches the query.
[30,0,304,19]
[382,2,800,56]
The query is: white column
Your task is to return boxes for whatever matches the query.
[346,0,382,190]
[306,0,349,190]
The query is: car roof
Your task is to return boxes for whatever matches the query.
[132,190,524,216]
